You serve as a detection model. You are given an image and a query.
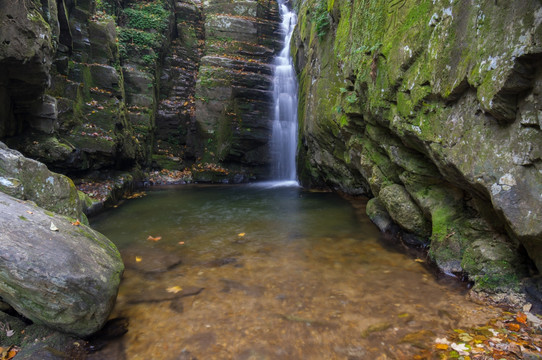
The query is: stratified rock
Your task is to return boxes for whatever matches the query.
[0,142,89,221]
[0,191,124,337]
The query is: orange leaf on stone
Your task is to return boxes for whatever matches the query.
[71,220,81,226]
[506,323,520,332]
[515,312,527,325]
[147,235,162,242]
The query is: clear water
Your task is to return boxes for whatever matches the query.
[271,1,298,181]
[91,184,500,359]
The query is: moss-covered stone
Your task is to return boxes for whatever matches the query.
[293,0,542,292]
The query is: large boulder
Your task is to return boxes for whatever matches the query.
[0,191,124,337]
[0,142,90,221]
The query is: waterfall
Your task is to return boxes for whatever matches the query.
[271,0,298,182]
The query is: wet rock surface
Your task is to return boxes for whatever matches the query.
[293,0,542,293]
[0,191,123,337]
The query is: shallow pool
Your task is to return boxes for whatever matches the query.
[91,183,500,359]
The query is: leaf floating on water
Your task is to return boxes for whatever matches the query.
[135,256,142,262]
[414,258,424,263]
[166,286,183,294]
[238,233,245,237]
[147,235,162,242]
[50,222,59,231]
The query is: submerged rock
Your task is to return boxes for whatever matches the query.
[0,192,123,337]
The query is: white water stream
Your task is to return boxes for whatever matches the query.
[271,0,298,182]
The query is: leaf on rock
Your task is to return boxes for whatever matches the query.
[147,235,162,242]
[166,286,183,294]
[26,211,33,215]
[50,222,59,231]
[71,220,81,226]
[516,312,527,325]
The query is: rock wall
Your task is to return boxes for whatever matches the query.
[192,0,280,179]
[0,0,282,181]
[0,0,151,175]
[293,0,542,292]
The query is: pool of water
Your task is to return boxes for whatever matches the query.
[91,183,500,359]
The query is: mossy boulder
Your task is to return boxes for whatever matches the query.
[0,142,87,221]
[461,238,525,292]
[0,191,123,337]
[379,184,431,237]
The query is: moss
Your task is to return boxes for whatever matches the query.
[19,215,28,221]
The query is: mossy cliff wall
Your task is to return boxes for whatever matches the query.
[0,0,155,175]
[293,0,542,292]
[0,0,281,181]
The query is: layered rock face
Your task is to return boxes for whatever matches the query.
[293,0,542,291]
[192,0,281,178]
[0,0,150,175]
[0,0,282,180]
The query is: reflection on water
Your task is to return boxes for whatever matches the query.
[91,184,500,359]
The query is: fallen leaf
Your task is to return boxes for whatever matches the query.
[238,233,245,237]
[516,312,527,325]
[135,256,142,262]
[178,241,185,245]
[71,220,81,226]
[26,211,33,215]
[147,235,162,242]
[414,258,424,263]
[5,330,13,337]
[451,342,470,353]
[506,323,520,332]
[50,222,59,231]
[166,286,182,294]
[435,343,449,350]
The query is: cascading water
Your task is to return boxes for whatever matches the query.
[271,0,298,182]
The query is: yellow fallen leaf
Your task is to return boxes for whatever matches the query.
[166,286,182,293]
[435,343,449,350]
[238,233,245,237]
[135,256,142,262]
[414,258,424,263]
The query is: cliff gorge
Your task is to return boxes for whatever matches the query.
[293,0,542,293]
[0,0,281,181]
